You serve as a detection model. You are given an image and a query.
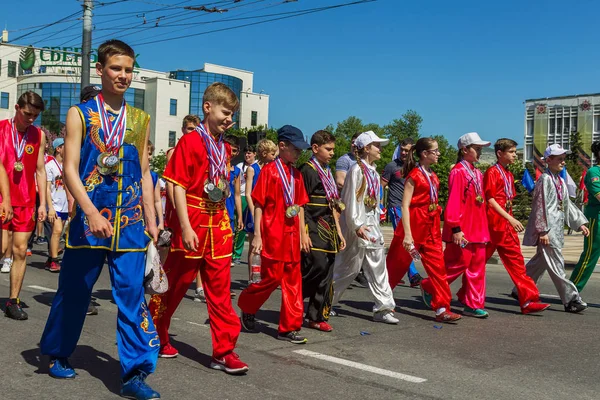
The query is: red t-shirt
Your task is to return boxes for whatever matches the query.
[0,119,41,207]
[252,160,309,263]
[483,163,515,233]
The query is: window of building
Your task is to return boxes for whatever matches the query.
[7,61,16,78]
[0,92,8,109]
[251,111,258,127]
[169,98,177,116]
[168,131,176,147]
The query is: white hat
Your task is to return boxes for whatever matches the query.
[543,143,571,158]
[457,132,491,149]
[354,131,389,149]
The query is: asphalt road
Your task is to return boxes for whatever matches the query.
[1,243,599,400]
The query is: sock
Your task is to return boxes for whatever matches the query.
[435,307,447,315]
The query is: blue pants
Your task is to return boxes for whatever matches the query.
[388,206,419,279]
[40,248,159,379]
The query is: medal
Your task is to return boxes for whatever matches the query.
[429,203,437,212]
[13,161,23,172]
[286,205,300,218]
[359,161,380,210]
[96,152,119,175]
[10,119,28,172]
[275,158,298,218]
[419,165,439,212]
[208,186,224,202]
[197,123,227,202]
[476,195,484,204]
[95,93,126,175]
[495,163,514,212]
[309,157,343,211]
[330,198,346,212]
[505,200,513,211]
[549,170,565,212]
[461,161,484,205]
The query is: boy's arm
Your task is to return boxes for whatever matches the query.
[140,124,158,242]
[299,206,311,253]
[165,148,176,210]
[0,162,13,222]
[153,182,164,230]
[251,205,263,254]
[234,174,243,231]
[245,167,255,216]
[63,107,113,238]
[333,209,346,250]
[483,168,524,232]
[46,169,56,223]
[36,133,48,221]
[174,184,198,251]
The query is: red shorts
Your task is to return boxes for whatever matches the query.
[3,206,36,232]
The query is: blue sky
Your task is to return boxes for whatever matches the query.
[3,0,599,147]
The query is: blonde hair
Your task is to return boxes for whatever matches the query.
[203,82,239,111]
[182,114,200,128]
[256,139,277,163]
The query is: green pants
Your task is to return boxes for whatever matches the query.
[233,196,247,260]
[570,217,600,292]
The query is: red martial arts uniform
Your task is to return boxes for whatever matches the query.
[237,160,309,334]
[386,168,452,311]
[483,164,540,306]
[149,132,239,359]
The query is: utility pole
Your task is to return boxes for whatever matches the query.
[81,0,93,89]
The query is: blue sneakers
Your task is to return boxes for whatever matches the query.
[49,358,76,379]
[463,306,489,318]
[120,372,161,400]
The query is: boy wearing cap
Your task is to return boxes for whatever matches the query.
[331,131,398,324]
[483,139,549,314]
[44,137,68,273]
[238,125,311,344]
[519,144,589,313]
[442,132,491,318]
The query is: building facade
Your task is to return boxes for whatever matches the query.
[0,39,269,153]
[524,94,600,172]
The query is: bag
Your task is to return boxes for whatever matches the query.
[157,228,173,248]
[144,242,168,295]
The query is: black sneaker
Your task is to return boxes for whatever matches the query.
[509,291,519,301]
[564,299,588,313]
[409,273,423,288]
[277,331,307,344]
[241,312,256,332]
[86,304,98,316]
[353,271,368,288]
[5,298,28,320]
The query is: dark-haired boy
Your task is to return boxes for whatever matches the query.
[484,139,549,314]
[238,125,310,343]
[40,40,161,399]
[299,130,346,332]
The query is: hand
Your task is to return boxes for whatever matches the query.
[356,225,371,241]
[147,224,159,244]
[48,208,57,224]
[581,225,590,237]
[37,205,47,222]
[158,222,165,232]
[403,234,414,252]
[236,219,244,232]
[452,231,465,246]
[338,233,346,251]
[0,201,13,223]
[301,233,312,253]
[88,211,114,239]
[509,217,524,233]
[182,226,199,252]
[539,234,550,246]
[251,234,263,254]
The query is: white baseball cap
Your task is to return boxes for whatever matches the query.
[543,143,571,159]
[354,131,389,149]
[457,132,491,149]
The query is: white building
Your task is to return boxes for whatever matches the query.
[0,35,269,153]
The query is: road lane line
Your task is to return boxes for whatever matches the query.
[293,349,427,383]
[186,321,209,328]
[28,285,56,292]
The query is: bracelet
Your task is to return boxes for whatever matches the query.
[452,227,462,234]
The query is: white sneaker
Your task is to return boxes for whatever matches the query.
[194,288,206,303]
[373,311,399,324]
[0,258,12,273]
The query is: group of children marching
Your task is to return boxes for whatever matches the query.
[0,38,595,400]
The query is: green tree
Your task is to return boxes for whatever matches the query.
[151,150,167,175]
[383,110,422,145]
[566,130,584,189]
[509,161,532,223]
[41,109,62,136]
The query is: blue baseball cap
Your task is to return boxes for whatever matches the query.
[53,138,65,149]
[277,125,310,150]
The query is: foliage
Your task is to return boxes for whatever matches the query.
[430,135,456,208]
[151,150,167,175]
[41,109,62,136]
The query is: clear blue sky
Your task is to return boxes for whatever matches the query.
[3,0,599,147]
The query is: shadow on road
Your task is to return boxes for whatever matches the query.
[169,337,213,367]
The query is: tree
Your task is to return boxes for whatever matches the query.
[151,150,167,175]
[41,109,62,136]
[383,110,422,145]
[430,135,455,209]
[566,130,584,189]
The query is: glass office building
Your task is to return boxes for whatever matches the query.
[169,70,242,124]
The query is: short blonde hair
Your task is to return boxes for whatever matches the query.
[203,82,239,111]
[256,139,277,163]
[182,114,200,128]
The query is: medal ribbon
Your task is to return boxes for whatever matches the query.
[418,164,438,204]
[11,119,27,162]
[549,170,564,201]
[309,156,339,201]
[197,123,226,184]
[95,93,127,153]
[52,158,63,176]
[495,163,514,201]
[275,157,295,207]
[360,162,379,198]
[460,161,482,197]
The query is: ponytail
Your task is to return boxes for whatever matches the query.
[354,147,367,201]
[403,146,418,177]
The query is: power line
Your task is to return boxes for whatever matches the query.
[10,10,82,43]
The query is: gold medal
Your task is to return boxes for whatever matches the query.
[505,200,512,211]
[286,205,299,218]
[429,203,437,212]
[476,195,484,204]
[558,202,564,212]
[337,200,346,212]
[13,161,23,172]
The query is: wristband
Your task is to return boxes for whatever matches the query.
[452,227,462,234]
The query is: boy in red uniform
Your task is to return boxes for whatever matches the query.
[238,125,311,344]
[149,83,248,375]
[483,138,550,314]
[1,91,46,320]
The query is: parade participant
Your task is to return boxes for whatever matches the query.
[483,139,549,314]
[233,145,257,264]
[386,138,461,322]
[1,91,45,320]
[519,144,589,313]
[44,138,68,273]
[570,141,600,292]
[381,137,422,287]
[149,82,249,374]
[244,138,277,279]
[331,131,398,324]
[442,132,491,318]
[224,135,243,253]
[39,40,161,399]
[299,130,346,332]
[238,125,311,343]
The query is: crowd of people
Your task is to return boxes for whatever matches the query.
[0,38,598,400]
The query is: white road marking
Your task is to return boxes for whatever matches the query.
[27,285,57,292]
[294,349,427,383]
[540,294,561,299]
[186,321,209,328]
